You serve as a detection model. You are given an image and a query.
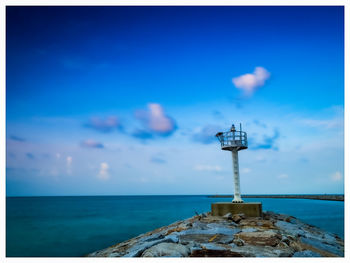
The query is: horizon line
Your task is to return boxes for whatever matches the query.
[6,193,345,198]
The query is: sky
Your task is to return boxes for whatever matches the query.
[6,6,344,196]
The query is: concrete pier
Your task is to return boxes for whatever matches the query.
[211,202,262,217]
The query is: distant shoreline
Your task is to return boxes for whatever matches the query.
[207,194,344,201]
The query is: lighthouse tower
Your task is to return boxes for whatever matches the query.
[215,123,248,203]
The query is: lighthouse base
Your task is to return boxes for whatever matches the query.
[211,202,262,217]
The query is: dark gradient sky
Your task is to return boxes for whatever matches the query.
[6,6,344,196]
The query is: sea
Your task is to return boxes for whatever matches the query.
[6,195,344,257]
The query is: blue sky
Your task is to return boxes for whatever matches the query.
[6,6,344,196]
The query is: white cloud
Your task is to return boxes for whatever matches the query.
[97,162,110,180]
[81,139,104,149]
[66,156,72,174]
[216,175,225,181]
[241,168,251,174]
[277,174,288,179]
[299,118,343,129]
[255,156,266,162]
[56,153,61,159]
[85,116,121,133]
[139,177,149,183]
[194,164,222,172]
[330,171,342,182]
[66,156,72,165]
[232,67,270,95]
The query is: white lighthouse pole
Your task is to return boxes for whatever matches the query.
[232,150,243,203]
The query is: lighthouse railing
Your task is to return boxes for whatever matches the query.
[217,131,248,148]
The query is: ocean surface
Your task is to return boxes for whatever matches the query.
[6,195,344,257]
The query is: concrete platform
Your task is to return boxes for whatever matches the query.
[211,202,262,217]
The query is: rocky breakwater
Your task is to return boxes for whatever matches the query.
[87,211,344,257]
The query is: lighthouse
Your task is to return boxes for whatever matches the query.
[211,123,262,217]
[215,123,248,203]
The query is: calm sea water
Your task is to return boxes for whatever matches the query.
[6,195,344,257]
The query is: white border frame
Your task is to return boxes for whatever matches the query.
[1,1,348,262]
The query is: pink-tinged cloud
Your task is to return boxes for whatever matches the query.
[232,67,270,96]
[148,104,175,133]
[134,103,177,138]
[80,139,104,148]
[85,116,121,133]
[97,162,110,180]
[330,171,342,182]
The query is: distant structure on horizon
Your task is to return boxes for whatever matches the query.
[216,123,248,203]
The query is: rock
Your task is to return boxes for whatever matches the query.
[232,213,245,223]
[293,250,322,257]
[190,249,243,257]
[223,213,232,220]
[321,233,337,243]
[277,241,289,248]
[141,242,190,257]
[256,220,275,228]
[200,243,232,251]
[281,236,291,246]
[277,213,293,221]
[299,237,344,257]
[262,211,273,220]
[289,240,303,252]
[139,233,164,242]
[238,213,246,219]
[229,244,294,257]
[179,234,215,244]
[211,234,234,244]
[179,226,240,236]
[123,235,179,257]
[236,230,282,247]
[200,213,207,218]
[239,218,276,230]
[179,233,234,245]
[263,211,295,223]
[240,227,258,233]
[107,252,121,257]
[165,226,188,235]
[206,222,234,229]
[286,235,296,241]
[274,220,306,237]
[164,233,180,243]
[191,221,209,230]
[232,237,244,246]
[285,216,295,223]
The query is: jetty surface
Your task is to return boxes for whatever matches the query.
[87,211,344,257]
